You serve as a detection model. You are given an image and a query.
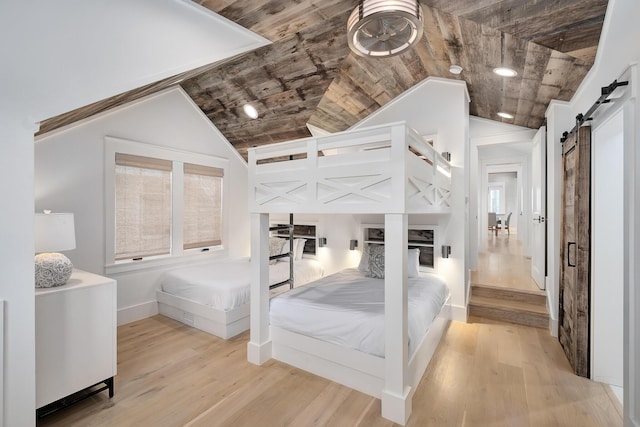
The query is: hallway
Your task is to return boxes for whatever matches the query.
[471,231,541,292]
[469,231,548,328]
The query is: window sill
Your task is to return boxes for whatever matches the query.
[105,247,225,275]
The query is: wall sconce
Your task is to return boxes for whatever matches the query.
[441,245,451,258]
[441,151,451,162]
[350,239,358,250]
[318,237,327,247]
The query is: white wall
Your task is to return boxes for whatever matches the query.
[0,113,37,426]
[470,116,537,140]
[35,87,250,324]
[0,0,269,123]
[625,65,640,427]
[351,77,470,320]
[591,109,624,389]
[0,1,266,423]
[544,101,571,332]
[544,0,640,423]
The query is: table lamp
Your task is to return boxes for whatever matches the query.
[34,211,76,288]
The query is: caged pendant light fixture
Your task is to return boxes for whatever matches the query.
[347,0,424,58]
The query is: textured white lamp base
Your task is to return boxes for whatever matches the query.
[35,253,73,288]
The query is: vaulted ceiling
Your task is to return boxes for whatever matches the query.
[38,0,608,159]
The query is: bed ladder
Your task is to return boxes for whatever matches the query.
[268,213,294,290]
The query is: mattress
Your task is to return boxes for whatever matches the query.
[160,257,324,311]
[269,268,449,358]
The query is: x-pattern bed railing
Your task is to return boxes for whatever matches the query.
[248,122,451,215]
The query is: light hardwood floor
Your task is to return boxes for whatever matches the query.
[38,315,622,427]
[471,231,541,292]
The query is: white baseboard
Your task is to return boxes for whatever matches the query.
[451,304,468,323]
[247,340,272,365]
[548,316,558,337]
[381,388,412,425]
[545,281,559,337]
[608,385,623,405]
[118,300,158,325]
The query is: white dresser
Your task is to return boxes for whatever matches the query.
[35,269,117,413]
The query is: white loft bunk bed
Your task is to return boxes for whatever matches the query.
[247,122,452,425]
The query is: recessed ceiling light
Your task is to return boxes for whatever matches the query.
[449,65,463,75]
[493,67,518,77]
[243,104,258,119]
[497,111,514,119]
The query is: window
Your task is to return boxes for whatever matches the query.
[488,182,505,214]
[115,154,172,260]
[105,137,228,272]
[183,163,223,249]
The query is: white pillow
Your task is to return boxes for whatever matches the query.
[357,245,371,271]
[407,248,420,278]
[280,239,294,256]
[279,238,307,261]
[358,245,421,277]
[295,238,306,260]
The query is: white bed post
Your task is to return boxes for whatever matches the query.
[247,212,272,365]
[381,213,411,425]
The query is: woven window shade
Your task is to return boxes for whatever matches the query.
[115,155,172,260]
[183,163,223,249]
[183,163,223,178]
[115,153,172,171]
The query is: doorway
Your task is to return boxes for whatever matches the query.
[471,155,539,291]
[476,160,539,292]
[469,133,548,328]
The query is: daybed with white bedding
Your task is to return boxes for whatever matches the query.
[247,122,453,425]
[157,252,323,339]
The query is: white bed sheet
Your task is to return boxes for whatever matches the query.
[269,268,449,358]
[161,257,324,311]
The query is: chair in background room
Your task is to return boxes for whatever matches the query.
[503,212,512,234]
[488,212,498,236]
[497,212,513,235]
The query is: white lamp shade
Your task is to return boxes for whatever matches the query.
[35,213,76,253]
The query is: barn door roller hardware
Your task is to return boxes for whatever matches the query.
[560,79,629,143]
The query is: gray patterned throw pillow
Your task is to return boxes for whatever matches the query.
[367,244,385,279]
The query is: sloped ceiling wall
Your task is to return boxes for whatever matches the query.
[2,0,268,124]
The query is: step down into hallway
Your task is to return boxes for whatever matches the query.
[469,284,548,329]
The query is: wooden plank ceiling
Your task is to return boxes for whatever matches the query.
[38,0,608,160]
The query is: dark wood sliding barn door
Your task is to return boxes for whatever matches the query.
[559,125,591,378]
